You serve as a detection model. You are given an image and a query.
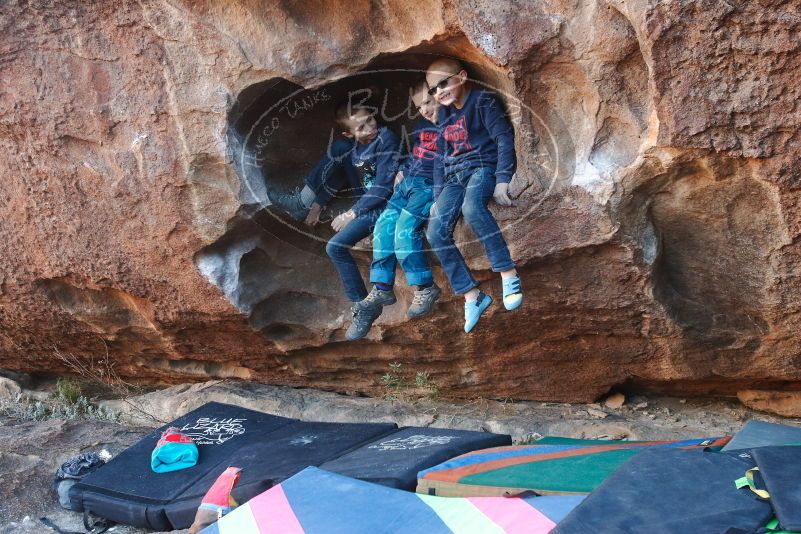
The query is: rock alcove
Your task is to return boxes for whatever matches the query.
[195,36,541,351]
[4,0,799,404]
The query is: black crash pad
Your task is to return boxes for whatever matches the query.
[553,449,773,534]
[70,402,395,531]
[722,420,801,451]
[752,446,801,531]
[163,419,398,529]
[71,402,512,531]
[320,426,512,490]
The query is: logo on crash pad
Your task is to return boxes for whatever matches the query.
[180,417,246,445]
[369,435,459,451]
[290,435,317,446]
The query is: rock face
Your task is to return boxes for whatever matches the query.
[737,390,801,418]
[0,0,799,402]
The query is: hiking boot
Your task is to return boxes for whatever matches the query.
[346,304,381,341]
[267,186,309,221]
[407,283,441,318]
[355,286,397,312]
[346,287,396,341]
[464,291,493,333]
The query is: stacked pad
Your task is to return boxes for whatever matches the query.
[320,427,511,490]
[552,448,773,534]
[71,402,298,530]
[70,402,397,530]
[201,466,585,534]
[418,436,730,497]
[721,420,801,532]
[71,402,512,530]
[752,446,801,532]
[722,419,801,451]
[164,419,399,528]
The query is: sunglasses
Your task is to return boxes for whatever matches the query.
[427,72,461,96]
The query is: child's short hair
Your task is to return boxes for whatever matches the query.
[334,102,374,130]
[428,57,466,76]
[412,79,429,97]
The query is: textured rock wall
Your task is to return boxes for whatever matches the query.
[0,0,799,402]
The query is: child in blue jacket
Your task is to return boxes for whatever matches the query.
[425,58,523,333]
[270,103,402,311]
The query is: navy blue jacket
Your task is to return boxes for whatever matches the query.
[400,118,438,181]
[433,88,516,198]
[350,126,401,216]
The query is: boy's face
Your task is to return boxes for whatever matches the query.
[342,108,378,144]
[412,89,439,123]
[426,67,467,107]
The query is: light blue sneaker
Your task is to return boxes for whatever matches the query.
[502,276,523,311]
[464,291,493,333]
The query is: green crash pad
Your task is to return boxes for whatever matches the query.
[417,436,730,497]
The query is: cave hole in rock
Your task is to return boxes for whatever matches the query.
[199,36,526,345]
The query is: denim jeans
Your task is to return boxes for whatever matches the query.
[370,176,434,287]
[426,167,515,295]
[305,138,360,205]
[326,209,382,302]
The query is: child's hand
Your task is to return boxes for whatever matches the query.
[305,203,322,226]
[394,170,404,187]
[332,210,356,232]
[493,183,514,207]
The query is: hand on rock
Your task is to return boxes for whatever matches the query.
[305,203,322,226]
[493,182,513,207]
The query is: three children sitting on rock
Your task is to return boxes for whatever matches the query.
[269,58,523,339]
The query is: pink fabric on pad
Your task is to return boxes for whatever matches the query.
[468,496,556,533]
[250,485,304,533]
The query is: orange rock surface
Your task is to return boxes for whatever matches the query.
[1,0,799,402]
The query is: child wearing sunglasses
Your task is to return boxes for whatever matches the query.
[346,81,442,340]
[425,58,523,333]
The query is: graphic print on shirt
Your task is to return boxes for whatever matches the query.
[353,158,376,190]
[413,130,438,161]
[443,116,472,156]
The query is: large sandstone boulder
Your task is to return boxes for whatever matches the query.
[0,0,798,402]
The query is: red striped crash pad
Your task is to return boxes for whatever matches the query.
[417,436,730,497]
[200,466,584,534]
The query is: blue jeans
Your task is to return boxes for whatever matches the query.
[326,209,382,302]
[370,176,434,287]
[426,167,515,295]
[305,138,360,205]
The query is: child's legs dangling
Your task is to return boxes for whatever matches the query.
[369,207,401,287]
[326,212,376,302]
[426,177,476,295]
[461,168,515,274]
[395,178,433,287]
